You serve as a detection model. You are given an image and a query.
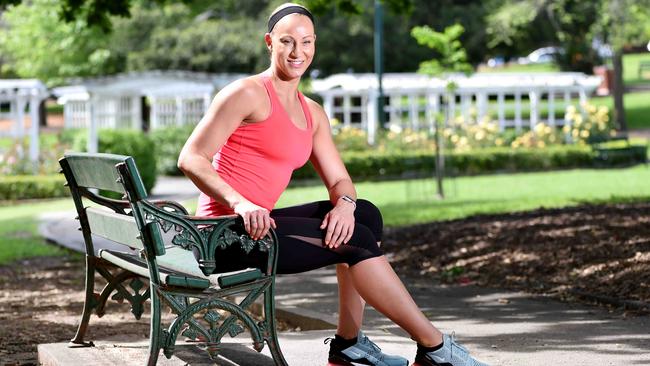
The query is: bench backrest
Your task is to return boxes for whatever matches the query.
[59,152,162,256]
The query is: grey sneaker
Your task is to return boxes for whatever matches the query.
[414,334,489,366]
[326,331,409,366]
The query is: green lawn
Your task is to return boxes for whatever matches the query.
[0,199,74,265]
[478,52,650,86]
[3,165,649,263]
[477,62,560,73]
[592,92,650,130]
[622,52,650,86]
[275,165,650,227]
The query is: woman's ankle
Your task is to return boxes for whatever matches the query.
[412,331,443,348]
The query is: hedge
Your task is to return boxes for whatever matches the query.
[293,145,600,181]
[72,129,157,194]
[0,175,69,200]
[149,125,195,176]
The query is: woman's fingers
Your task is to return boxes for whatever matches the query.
[333,220,352,248]
[326,218,346,248]
[234,202,275,240]
[320,212,330,230]
[343,223,354,244]
[260,213,271,239]
[243,212,251,235]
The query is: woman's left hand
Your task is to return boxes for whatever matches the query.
[320,202,355,249]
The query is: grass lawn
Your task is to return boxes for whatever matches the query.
[478,52,650,85]
[622,52,650,86]
[477,63,560,73]
[275,165,650,227]
[592,92,650,130]
[0,199,74,265]
[4,165,649,263]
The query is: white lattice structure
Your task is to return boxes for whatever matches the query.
[0,79,49,164]
[53,70,246,152]
[313,72,602,144]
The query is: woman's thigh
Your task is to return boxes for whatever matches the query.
[271,199,384,241]
[212,216,383,275]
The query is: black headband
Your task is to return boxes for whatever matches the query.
[267,6,314,33]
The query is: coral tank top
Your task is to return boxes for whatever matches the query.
[196,76,313,216]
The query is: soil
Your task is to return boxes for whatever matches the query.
[1,202,650,365]
[383,201,650,309]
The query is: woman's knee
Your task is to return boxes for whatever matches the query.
[355,199,383,240]
[339,224,383,266]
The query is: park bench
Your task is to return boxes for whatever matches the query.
[638,60,650,79]
[59,152,287,366]
[588,134,648,167]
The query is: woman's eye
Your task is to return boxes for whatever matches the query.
[281,39,292,44]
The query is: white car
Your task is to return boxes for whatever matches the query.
[517,47,562,64]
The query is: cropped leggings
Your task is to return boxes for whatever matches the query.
[213,199,384,274]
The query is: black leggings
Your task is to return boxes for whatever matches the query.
[213,199,384,274]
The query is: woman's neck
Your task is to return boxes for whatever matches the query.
[266,68,300,97]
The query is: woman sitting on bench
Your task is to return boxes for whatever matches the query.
[178,3,489,366]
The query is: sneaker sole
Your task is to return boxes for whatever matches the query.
[327,355,377,366]
[328,357,411,366]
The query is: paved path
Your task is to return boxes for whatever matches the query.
[37,176,650,365]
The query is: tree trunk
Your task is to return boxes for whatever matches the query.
[612,50,627,131]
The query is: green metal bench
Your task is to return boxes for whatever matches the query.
[59,152,287,365]
[588,134,648,167]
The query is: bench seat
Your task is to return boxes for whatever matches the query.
[99,249,263,290]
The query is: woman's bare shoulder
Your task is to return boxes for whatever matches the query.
[303,96,327,118]
[219,75,267,101]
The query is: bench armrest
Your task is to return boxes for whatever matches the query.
[139,200,279,277]
[77,187,189,215]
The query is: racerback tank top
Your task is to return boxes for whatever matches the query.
[196,76,313,216]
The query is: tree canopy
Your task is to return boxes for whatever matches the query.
[0,0,493,84]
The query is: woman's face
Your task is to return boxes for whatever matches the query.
[266,14,316,80]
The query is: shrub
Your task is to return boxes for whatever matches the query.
[293,145,596,181]
[149,125,195,176]
[0,175,69,200]
[73,129,157,193]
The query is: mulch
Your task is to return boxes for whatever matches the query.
[1,201,649,365]
[383,201,650,310]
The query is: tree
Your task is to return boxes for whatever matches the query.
[0,0,118,85]
[592,0,650,130]
[411,24,472,199]
[485,0,650,131]
[110,3,266,73]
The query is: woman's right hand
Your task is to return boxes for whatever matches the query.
[233,200,276,240]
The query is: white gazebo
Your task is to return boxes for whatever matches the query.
[0,79,49,164]
[312,72,602,144]
[52,70,246,153]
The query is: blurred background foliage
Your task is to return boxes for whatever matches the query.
[1,0,648,85]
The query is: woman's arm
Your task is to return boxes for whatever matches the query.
[306,98,357,248]
[178,78,275,240]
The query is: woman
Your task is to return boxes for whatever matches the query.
[178,3,489,366]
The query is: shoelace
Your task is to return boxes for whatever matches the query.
[360,334,385,360]
[448,332,471,363]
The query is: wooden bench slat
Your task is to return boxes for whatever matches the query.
[99,250,211,289]
[86,207,144,250]
[100,249,262,289]
[64,153,128,193]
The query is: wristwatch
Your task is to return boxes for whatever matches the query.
[339,195,357,208]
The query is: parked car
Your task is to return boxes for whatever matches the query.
[517,46,562,64]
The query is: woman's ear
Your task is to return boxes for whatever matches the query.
[264,33,273,52]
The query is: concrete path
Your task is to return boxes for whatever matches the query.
[37,176,650,365]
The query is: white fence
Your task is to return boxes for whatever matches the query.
[314,73,602,143]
